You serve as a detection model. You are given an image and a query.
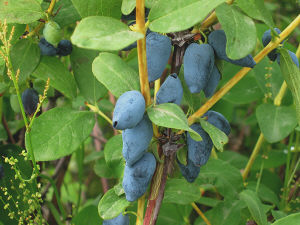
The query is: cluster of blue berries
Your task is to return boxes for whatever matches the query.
[39,38,72,57]
[112,91,156,202]
[39,21,72,56]
[184,30,256,96]
[262,28,299,67]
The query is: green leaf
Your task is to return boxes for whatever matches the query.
[70,46,107,102]
[235,0,274,28]
[92,52,140,97]
[164,179,202,204]
[71,16,143,51]
[26,107,95,161]
[251,150,287,170]
[104,135,123,167]
[221,63,263,104]
[121,0,136,15]
[148,0,227,33]
[32,56,77,99]
[279,48,300,126]
[71,0,122,19]
[52,0,81,27]
[216,4,256,60]
[240,190,268,225]
[199,118,228,152]
[94,157,123,178]
[72,204,102,225]
[247,182,279,206]
[256,104,297,143]
[157,204,192,225]
[147,103,202,141]
[71,0,103,17]
[0,0,45,24]
[10,39,40,83]
[197,159,244,199]
[145,0,159,8]
[98,188,130,220]
[271,213,300,225]
[252,57,284,101]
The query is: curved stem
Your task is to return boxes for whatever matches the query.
[188,14,300,125]
[191,203,211,225]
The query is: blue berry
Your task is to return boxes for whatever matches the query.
[184,43,215,93]
[187,123,213,167]
[39,38,57,56]
[146,32,172,82]
[57,40,72,56]
[122,115,153,167]
[122,152,156,202]
[21,89,39,116]
[113,91,145,130]
[156,73,183,105]
[262,28,282,61]
[103,213,129,225]
[177,158,200,183]
[208,30,256,68]
[203,65,221,98]
[204,111,231,136]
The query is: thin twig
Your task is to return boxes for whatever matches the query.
[2,115,16,144]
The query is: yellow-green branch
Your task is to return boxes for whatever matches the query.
[136,0,151,106]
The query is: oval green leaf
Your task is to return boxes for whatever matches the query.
[32,56,77,99]
[92,52,139,97]
[240,190,268,225]
[121,0,136,15]
[70,46,107,102]
[71,16,143,51]
[279,48,300,126]
[10,39,40,83]
[256,104,297,143]
[200,118,228,152]
[216,4,257,60]
[147,103,202,141]
[271,213,300,225]
[0,0,45,24]
[26,107,95,161]
[148,0,227,33]
[236,0,274,28]
[98,188,130,220]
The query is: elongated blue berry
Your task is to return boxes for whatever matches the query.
[276,50,299,68]
[262,28,282,61]
[177,158,200,183]
[184,43,215,93]
[122,115,153,166]
[204,111,231,136]
[122,152,156,202]
[39,38,57,56]
[156,73,183,105]
[208,30,256,68]
[103,213,129,225]
[113,91,145,130]
[21,89,39,116]
[146,32,172,82]
[187,123,213,167]
[203,65,221,98]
